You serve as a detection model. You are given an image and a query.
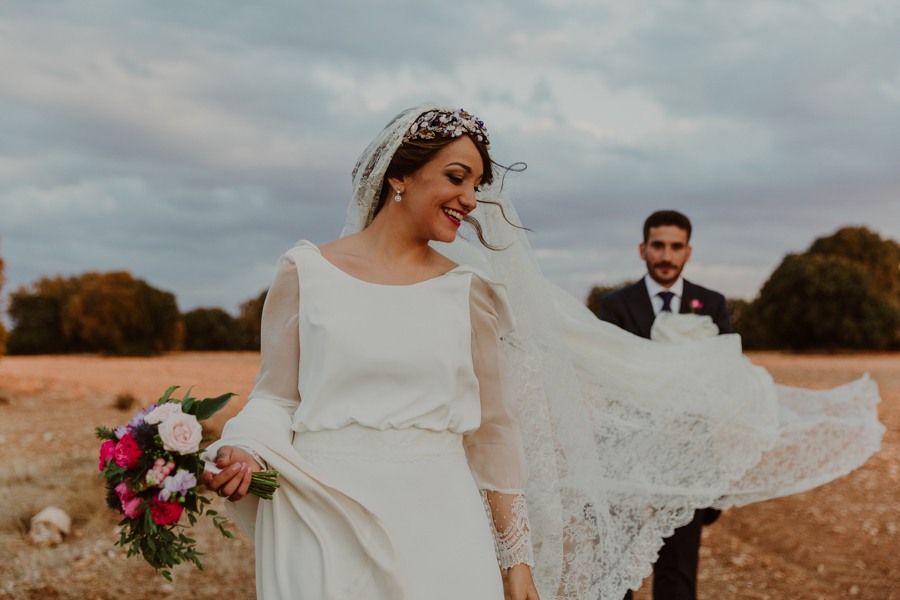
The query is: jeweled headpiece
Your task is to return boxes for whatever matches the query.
[403,108,490,148]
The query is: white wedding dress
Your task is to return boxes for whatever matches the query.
[208,241,533,600]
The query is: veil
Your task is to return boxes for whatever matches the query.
[341,104,885,599]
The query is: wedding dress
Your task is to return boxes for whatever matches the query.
[208,241,533,600]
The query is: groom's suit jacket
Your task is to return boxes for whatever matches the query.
[599,278,734,339]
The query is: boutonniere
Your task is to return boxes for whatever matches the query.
[689,299,704,314]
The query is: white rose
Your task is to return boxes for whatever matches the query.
[158,413,203,455]
[145,403,183,425]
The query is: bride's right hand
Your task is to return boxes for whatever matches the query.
[201,445,262,502]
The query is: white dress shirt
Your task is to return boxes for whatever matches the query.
[644,274,684,316]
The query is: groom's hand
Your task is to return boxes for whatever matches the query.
[202,445,262,502]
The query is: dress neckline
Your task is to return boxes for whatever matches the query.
[298,240,466,288]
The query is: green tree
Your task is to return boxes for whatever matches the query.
[0,237,7,356]
[8,271,183,356]
[807,226,900,298]
[750,253,900,350]
[586,281,635,320]
[183,307,243,351]
[63,272,182,356]
[237,290,267,351]
[7,276,82,355]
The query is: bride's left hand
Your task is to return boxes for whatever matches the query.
[507,564,540,600]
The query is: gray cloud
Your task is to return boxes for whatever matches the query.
[1,0,898,317]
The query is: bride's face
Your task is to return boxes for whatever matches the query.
[392,136,483,244]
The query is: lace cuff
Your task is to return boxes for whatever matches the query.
[234,445,267,470]
[481,490,535,570]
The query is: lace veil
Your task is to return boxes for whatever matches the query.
[341,104,885,599]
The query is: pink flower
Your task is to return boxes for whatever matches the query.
[144,403,183,425]
[99,440,116,471]
[116,482,144,518]
[115,481,136,503]
[158,413,203,455]
[690,299,703,310]
[114,433,143,469]
[121,496,144,519]
[145,470,163,487]
[150,498,184,525]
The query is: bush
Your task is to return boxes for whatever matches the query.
[586,281,635,320]
[750,253,900,350]
[726,298,768,350]
[237,290,267,351]
[183,307,243,351]
[112,392,137,411]
[0,239,6,356]
[8,272,183,356]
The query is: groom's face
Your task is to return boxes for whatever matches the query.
[640,225,692,287]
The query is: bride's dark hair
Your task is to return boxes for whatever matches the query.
[373,135,526,250]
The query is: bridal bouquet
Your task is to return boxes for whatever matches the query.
[96,386,279,580]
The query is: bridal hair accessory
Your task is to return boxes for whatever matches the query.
[403,108,490,148]
[395,188,402,202]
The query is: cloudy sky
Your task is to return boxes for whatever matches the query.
[1,1,899,316]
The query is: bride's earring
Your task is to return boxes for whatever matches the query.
[395,188,402,202]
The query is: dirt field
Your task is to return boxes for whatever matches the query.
[0,351,897,600]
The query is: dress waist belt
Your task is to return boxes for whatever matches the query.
[292,424,466,463]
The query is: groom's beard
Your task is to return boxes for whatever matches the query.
[646,260,684,287]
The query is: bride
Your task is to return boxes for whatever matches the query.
[203,104,884,600]
[204,107,539,600]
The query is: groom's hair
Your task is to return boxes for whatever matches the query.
[643,211,692,243]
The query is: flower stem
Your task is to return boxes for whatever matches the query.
[246,471,280,499]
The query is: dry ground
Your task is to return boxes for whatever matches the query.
[0,351,897,600]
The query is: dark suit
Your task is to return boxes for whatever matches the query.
[599,278,733,339]
[600,277,733,600]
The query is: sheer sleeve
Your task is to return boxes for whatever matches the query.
[234,253,302,467]
[464,276,534,570]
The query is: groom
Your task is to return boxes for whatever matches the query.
[600,210,733,600]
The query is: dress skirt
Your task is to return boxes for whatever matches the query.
[290,424,505,600]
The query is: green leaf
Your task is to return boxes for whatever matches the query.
[192,392,236,421]
[181,395,195,414]
[181,454,200,475]
[182,385,195,403]
[95,426,118,441]
[159,386,179,404]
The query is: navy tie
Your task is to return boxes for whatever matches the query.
[658,291,675,312]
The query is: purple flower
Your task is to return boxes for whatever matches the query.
[158,469,197,502]
[114,425,129,439]
[128,404,157,429]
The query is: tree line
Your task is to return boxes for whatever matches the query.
[587,226,900,351]
[2,226,898,357]
[2,268,267,357]
[0,237,7,355]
